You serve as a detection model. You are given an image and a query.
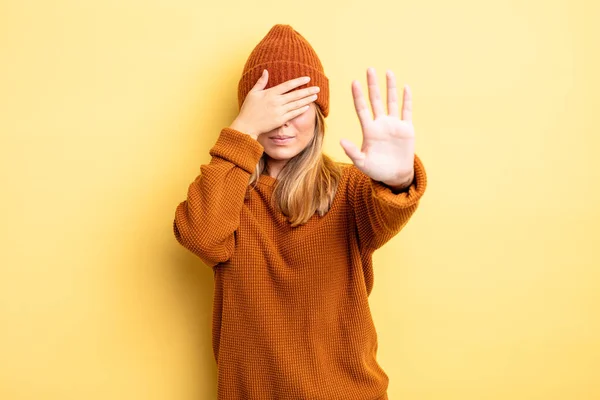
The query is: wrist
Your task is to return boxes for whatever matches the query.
[229,119,258,139]
[383,170,414,193]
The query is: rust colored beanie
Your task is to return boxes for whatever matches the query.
[237,24,330,117]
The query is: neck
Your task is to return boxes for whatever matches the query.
[265,157,289,179]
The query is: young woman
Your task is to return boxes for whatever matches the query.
[174,24,427,400]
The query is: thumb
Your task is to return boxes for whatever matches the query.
[340,139,365,169]
[250,69,268,92]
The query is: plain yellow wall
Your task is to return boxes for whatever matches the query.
[1,0,599,399]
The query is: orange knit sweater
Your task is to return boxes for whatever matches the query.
[173,127,427,400]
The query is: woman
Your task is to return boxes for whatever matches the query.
[174,24,427,400]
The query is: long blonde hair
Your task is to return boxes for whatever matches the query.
[248,105,342,227]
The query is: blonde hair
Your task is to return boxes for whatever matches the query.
[248,105,342,227]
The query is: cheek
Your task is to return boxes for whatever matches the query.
[295,115,316,136]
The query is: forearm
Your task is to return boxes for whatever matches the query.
[351,154,427,251]
[173,127,264,266]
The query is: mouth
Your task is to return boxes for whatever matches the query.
[270,136,295,145]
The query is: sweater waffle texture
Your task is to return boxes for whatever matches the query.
[173,127,428,399]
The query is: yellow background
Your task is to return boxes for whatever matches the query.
[1,0,599,399]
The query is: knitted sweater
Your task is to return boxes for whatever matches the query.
[173,127,427,400]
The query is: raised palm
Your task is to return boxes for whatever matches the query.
[340,68,415,186]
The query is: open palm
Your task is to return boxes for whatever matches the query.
[340,68,415,186]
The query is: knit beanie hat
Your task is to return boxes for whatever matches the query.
[237,24,330,117]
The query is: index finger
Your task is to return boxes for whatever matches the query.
[402,84,413,122]
[352,80,371,128]
[270,76,311,94]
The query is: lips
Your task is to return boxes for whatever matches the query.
[271,136,294,146]
[270,136,294,145]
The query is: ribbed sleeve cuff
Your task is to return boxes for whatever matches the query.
[209,127,265,174]
[370,153,427,207]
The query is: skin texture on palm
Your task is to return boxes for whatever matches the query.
[340,67,415,192]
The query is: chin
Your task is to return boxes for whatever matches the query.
[265,148,299,161]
